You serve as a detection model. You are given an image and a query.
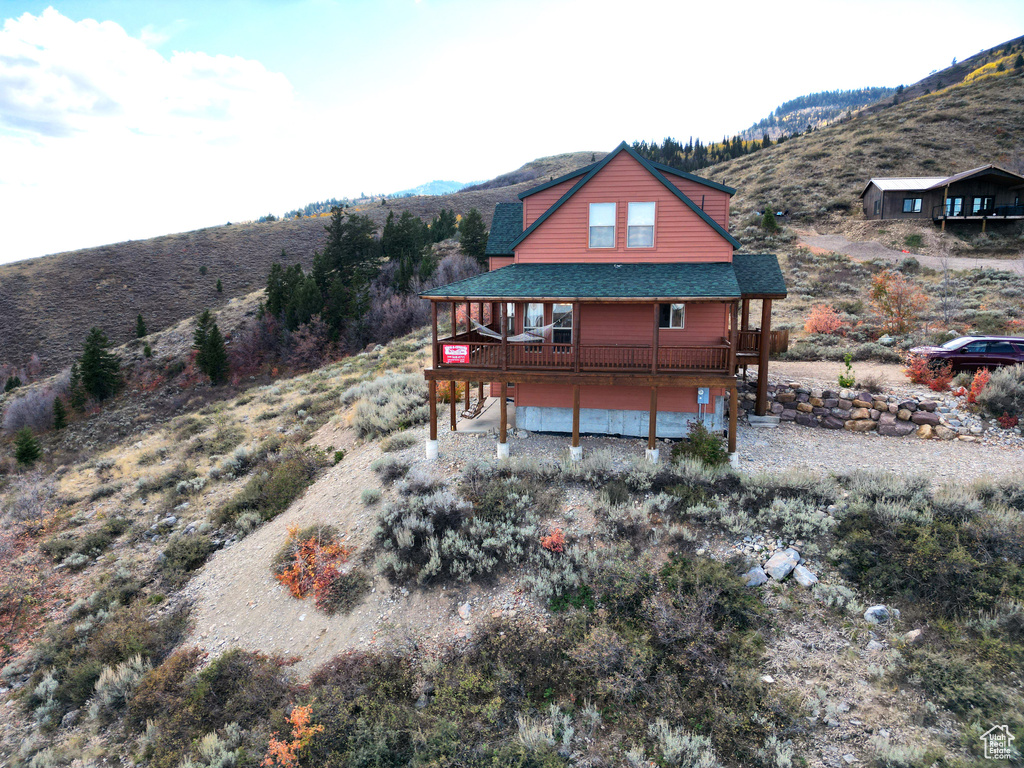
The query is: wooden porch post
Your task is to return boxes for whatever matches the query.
[478,381,485,406]
[573,301,581,373]
[741,299,750,331]
[941,185,948,232]
[431,301,438,369]
[500,302,508,371]
[571,384,581,460]
[427,380,438,459]
[756,298,772,416]
[729,385,738,454]
[651,303,660,374]
[465,377,471,413]
[451,301,456,337]
[647,386,658,455]
[449,381,457,430]
[728,301,739,375]
[498,382,509,458]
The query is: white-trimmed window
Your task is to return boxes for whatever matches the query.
[505,302,516,333]
[589,203,616,248]
[902,198,922,213]
[659,303,685,329]
[627,202,655,247]
[552,303,572,344]
[525,303,545,339]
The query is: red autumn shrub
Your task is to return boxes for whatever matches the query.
[998,412,1019,429]
[968,368,990,404]
[804,303,844,335]
[927,362,954,392]
[540,527,565,554]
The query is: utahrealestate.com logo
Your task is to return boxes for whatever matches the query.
[980,724,1015,760]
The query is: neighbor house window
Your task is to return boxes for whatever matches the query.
[525,303,545,340]
[945,197,963,216]
[874,200,880,215]
[627,202,655,247]
[658,303,685,329]
[552,304,572,344]
[589,203,616,247]
[972,196,994,214]
[902,198,922,213]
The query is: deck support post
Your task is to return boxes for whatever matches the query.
[740,298,749,380]
[500,303,508,371]
[427,380,438,460]
[571,384,581,461]
[449,381,457,431]
[942,185,948,232]
[465,377,471,413]
[756,299,772,416]
[478,380,485,406]
[728,384,738,460]
[982,217,987,233]
[431,301,438,369]
[498,383,509,459]
[728,301,739,375]
[646,386,659,462]
[651,303,660,374]
[573,302,581,373]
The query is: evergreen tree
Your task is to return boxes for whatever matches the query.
[761,208,780,233]
[144,343,152,358]
[78,328,122,402]
[202,323,229,384]
[459,208,488,264]
[68,362,86,411]
[289,276,323,330]
[1015,53,1024,70]
[4,376,21,392]
[430,209,458,242]
[193,310,214,372]
[216,279,223,293]
[53,398,67,430]
[14,428,41,466]
[135,314,147,338]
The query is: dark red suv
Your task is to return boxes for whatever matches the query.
[909,336,1024,371]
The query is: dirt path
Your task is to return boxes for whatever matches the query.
[798,230,1023,274]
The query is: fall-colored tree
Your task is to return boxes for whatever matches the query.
[869,269,928,334]
[263,705,323,768]
[804,303,844,335]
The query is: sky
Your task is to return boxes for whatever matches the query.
[1,0,1022,264]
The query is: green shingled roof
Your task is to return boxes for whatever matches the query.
[484,202,523,255]
[732,254,788,298]
[421,261,745,300]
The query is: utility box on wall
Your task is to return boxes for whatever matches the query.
[697,387,710,405]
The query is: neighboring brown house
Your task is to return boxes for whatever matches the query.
[860,165,1024,222]
[419,142,787,462]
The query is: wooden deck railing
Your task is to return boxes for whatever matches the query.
[436,338,731,374]
[738,329,789,355]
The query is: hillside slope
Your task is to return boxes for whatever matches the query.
[0,152,597,375]
[703,63,1024,223]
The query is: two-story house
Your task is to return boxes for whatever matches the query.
[420,142,786,461]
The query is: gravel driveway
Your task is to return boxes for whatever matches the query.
[800,232,1023,275]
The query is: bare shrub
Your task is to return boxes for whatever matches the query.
[977,362,1024,418]
[2,387,57,434]
[2,472,58,525]
[342,373,429,438]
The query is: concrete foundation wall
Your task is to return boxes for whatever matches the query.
[517,396,724,438]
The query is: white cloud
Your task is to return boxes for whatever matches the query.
[0,7,297,262]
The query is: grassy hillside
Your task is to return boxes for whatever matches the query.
[0,152,597,376]
[703,61,1024,224]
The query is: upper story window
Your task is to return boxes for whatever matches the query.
[627,202,655,247]
[902,198,922,213]
[658,303,685,329]
[589,203,616,248]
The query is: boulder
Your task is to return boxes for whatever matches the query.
[836,399,853,410]
[792,564,818,587]
[918,401,938,412]
[780,409,797,421]
[879,422,917,437]
[878,412,897,427]
[743,566,768,587]
[898,400,918,412]
[822,390,838,400]
[897,408,913,421]
[916,424,933,439]
[849,407,871,420]
[869,409,881,420]
[858,391,875,403]
[852,399,872,409]
[776,392,796,403]
[845,419,877,432]
[911,411,940,426]
[809,397,824,407]
[763,549,800,580]
[812,406,829,416]
[872,399,888,411]
[796,393,810,403]
[822,416,845,430]
[864,605,891,624]
[796,402,813,413]
[934,425,957,440]
[795,413,817,427]
[770,402,784,414]
[823,398,839,408]
[838,388,854,400]
[904,628,924,644]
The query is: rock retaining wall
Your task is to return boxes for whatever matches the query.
[736,379,983,441]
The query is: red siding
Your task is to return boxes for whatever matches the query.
[488,256,514,271]
[516,383,724,412]
[579,302,727,345]
[663,177,730,229]
[516,152,733,264]
[523,178,579,228]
